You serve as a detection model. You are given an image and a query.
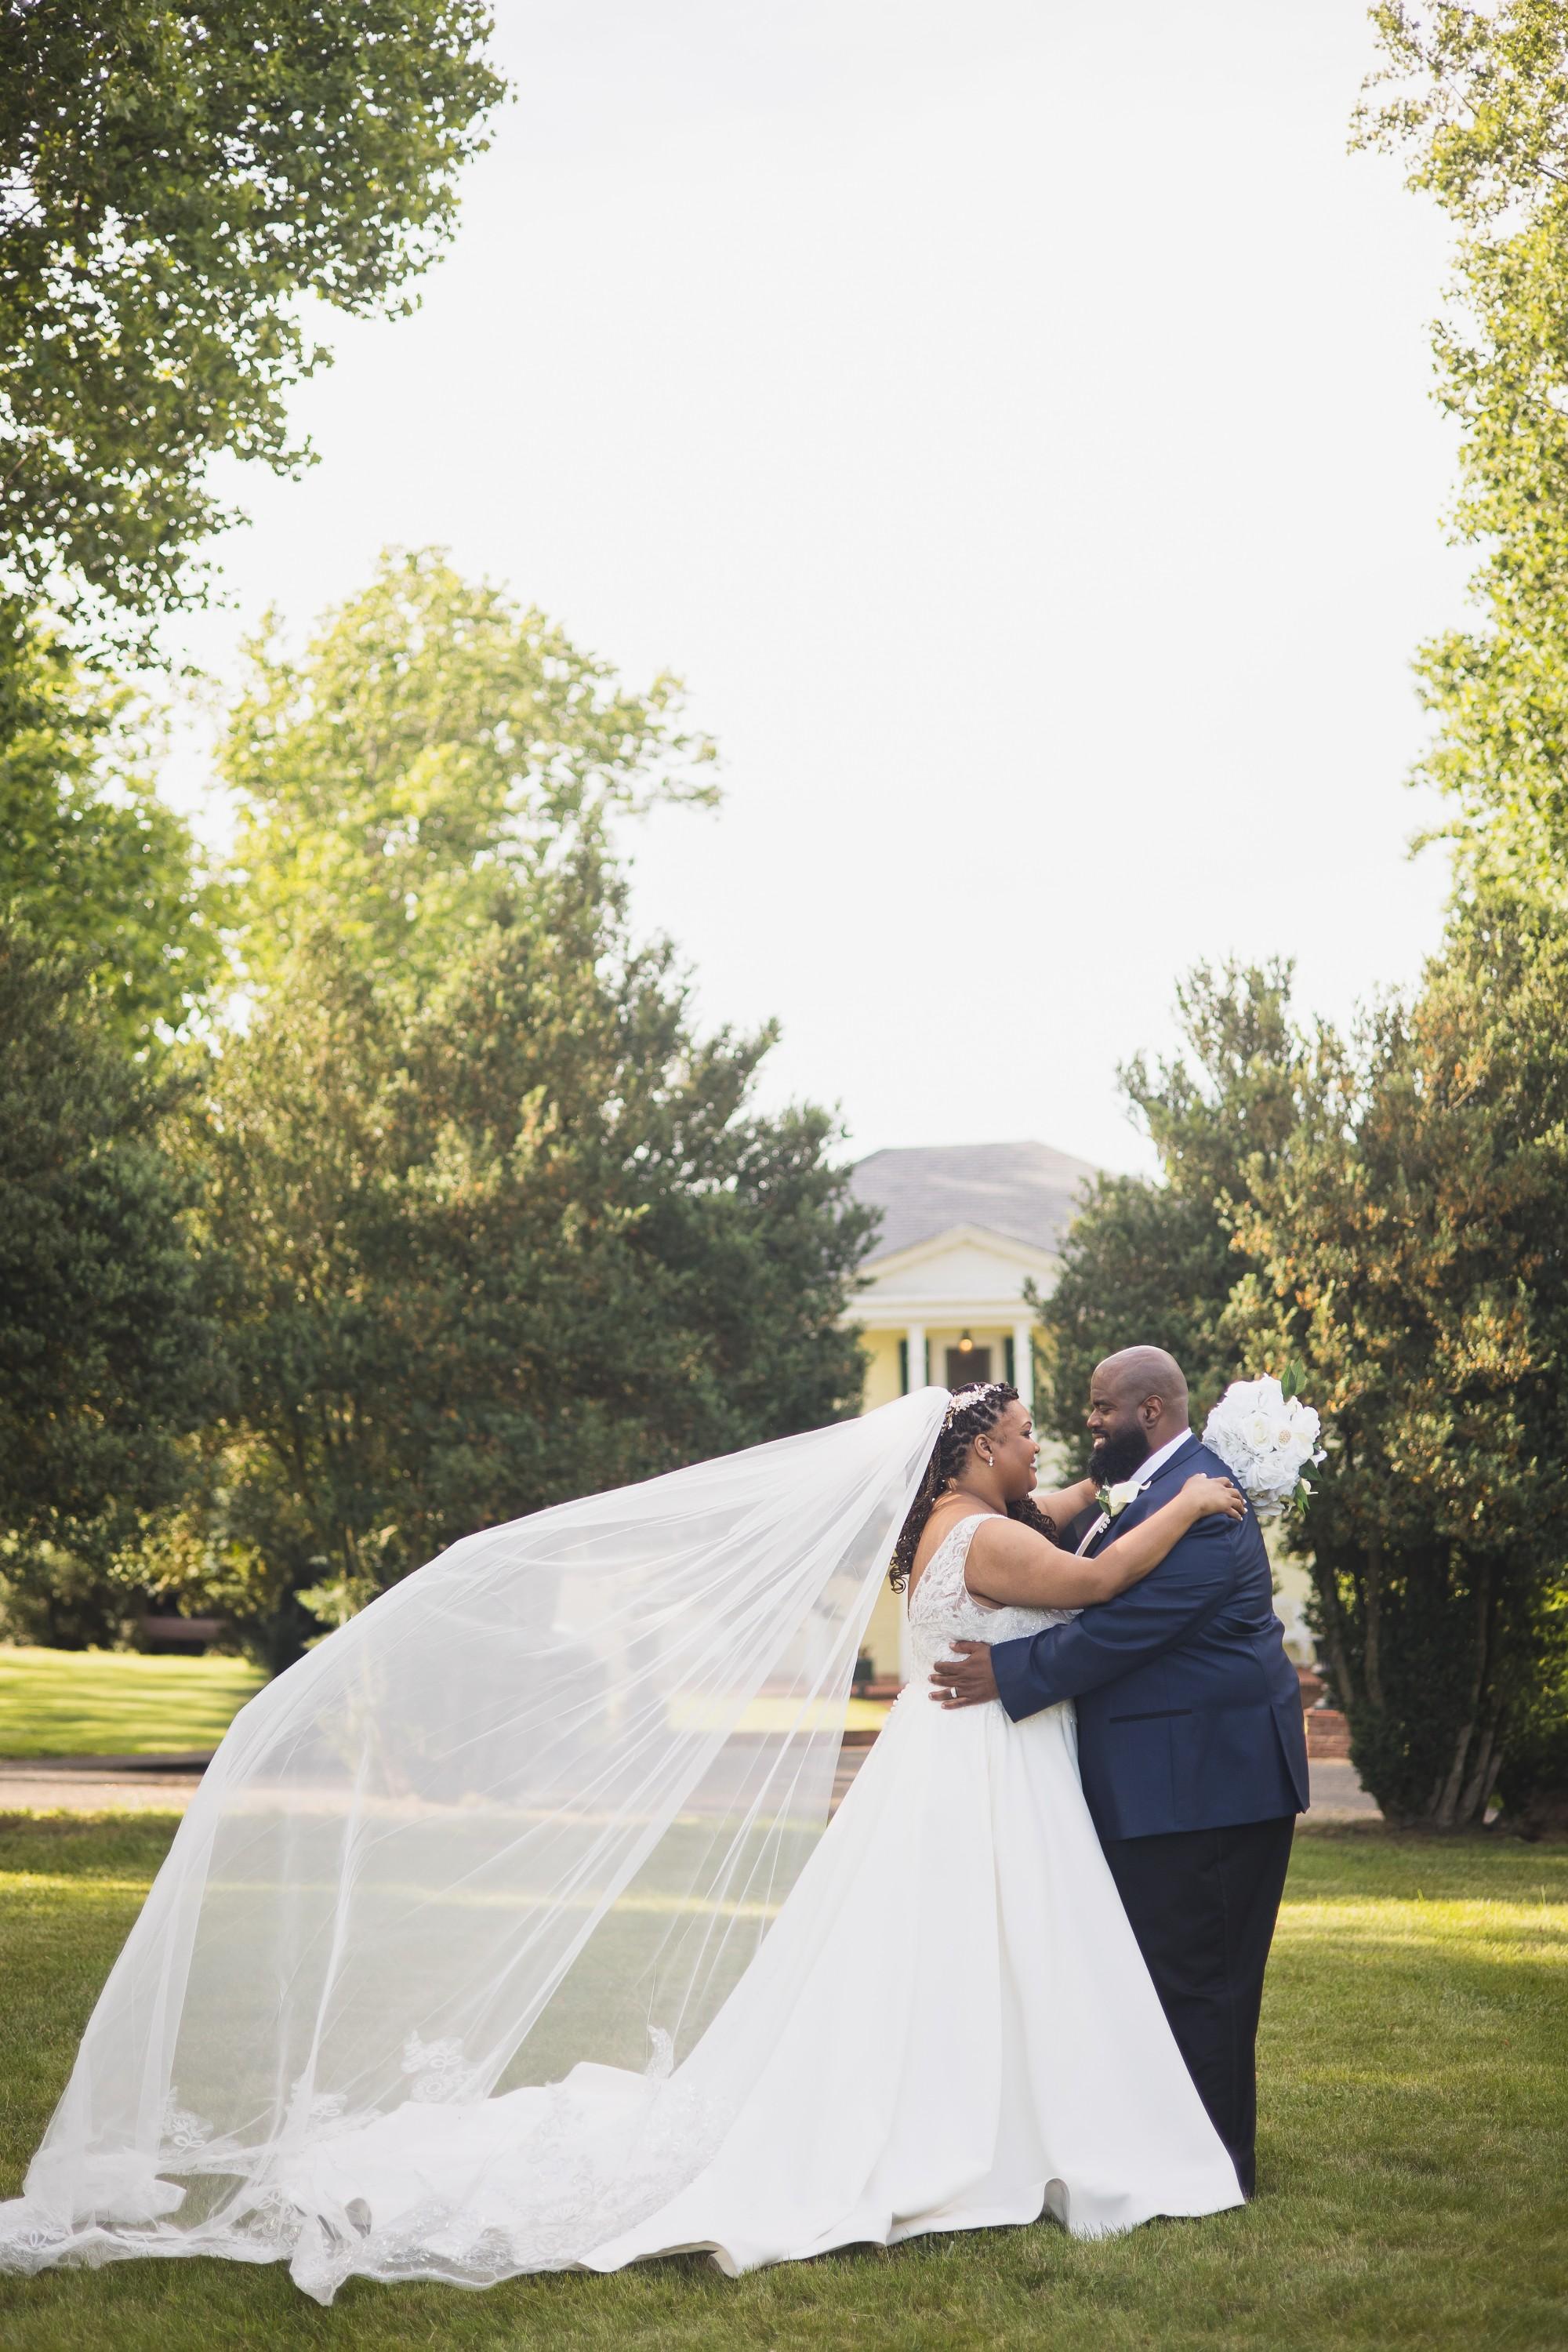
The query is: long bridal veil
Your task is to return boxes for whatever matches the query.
[1,1388,948,2291]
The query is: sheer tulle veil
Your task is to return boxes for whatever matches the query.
[1,1387,949,2283]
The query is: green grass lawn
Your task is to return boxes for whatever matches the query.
[0,1820,1563,2350]
[0,1646,264,1759]
[0,1649,886,1764]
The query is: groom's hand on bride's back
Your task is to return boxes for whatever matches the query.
[930,1642,998,1708]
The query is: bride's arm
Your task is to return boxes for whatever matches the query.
[1031,1473,1097,1524]
[965,1475,1246,1610]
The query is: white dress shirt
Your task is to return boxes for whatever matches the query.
[1129,1427,1194,1489]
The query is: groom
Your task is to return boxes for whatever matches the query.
[933,1345,1308,2199]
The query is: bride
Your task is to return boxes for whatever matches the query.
[1,1382,1248,2303]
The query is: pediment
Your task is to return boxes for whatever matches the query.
[857,1221,1057,1306]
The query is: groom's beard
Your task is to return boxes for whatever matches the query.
[1088,1427,1150,1487]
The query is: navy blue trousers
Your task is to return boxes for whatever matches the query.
[1101,1814,1295,2199]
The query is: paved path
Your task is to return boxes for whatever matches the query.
[2,1748,1383,1824]
[0,1754,209,1813]
[1305,1757,1381,1821]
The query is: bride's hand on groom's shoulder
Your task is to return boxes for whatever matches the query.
[1181,1474,1246,1523]
[929,1642,998,1708]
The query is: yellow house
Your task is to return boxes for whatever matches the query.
[846,1141,1095,1681]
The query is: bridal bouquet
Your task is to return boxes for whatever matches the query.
[1203,1370,1325,1520]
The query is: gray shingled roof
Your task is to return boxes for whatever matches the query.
[850,1141,1099,1265]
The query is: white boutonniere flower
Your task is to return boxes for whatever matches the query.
[1098,1479,1143,1519]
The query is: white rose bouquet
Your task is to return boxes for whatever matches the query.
[1202,1369,1326,1520]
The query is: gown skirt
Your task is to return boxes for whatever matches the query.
[281,1671,1244,2287]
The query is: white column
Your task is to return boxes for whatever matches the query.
[1012,1319,1035,1410]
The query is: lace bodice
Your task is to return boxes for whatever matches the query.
[906,1512,1076,1680]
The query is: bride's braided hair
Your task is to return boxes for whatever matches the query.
[888,1381,1058,1590]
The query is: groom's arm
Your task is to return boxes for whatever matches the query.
[988,1514,1237,1723]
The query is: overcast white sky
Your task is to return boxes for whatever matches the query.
[167,0,1468,1176]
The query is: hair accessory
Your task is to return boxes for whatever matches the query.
[942,1381,1002,1429]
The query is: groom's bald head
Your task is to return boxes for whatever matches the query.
[1094,1346,1189,1424]
[1086,1347,1190,1479]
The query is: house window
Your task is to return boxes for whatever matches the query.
[945,1344,993,1386]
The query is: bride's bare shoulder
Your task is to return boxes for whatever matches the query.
[961,1508,1067,1608]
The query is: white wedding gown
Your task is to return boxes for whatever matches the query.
[269,1515,1243,2294]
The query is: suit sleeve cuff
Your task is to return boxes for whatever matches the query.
[989,1632,1042,1722]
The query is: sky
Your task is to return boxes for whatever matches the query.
[166,0,1469,1177]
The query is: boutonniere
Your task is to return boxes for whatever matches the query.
[1097,1479,1143,1520]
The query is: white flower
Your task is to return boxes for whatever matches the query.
[1105,1479,1142,1518]
[1203,1374,1327,1519]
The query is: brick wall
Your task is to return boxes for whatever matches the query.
[1298,1666,1351,1759]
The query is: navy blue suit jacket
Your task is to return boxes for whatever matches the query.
[990,1435,1309,1842]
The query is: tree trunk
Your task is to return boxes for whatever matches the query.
[1312,1560,1361,1718]
[1430,1559,1497,1830]
[1362,1539,1385,1713]
[1457,1721,1500,1824]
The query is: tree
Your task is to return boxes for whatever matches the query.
[224,548,717,996]
[189,554,853,1670]
[1357,2,1568,904]
[0,615,225,1047]
[1229,909,1568,1829]
[0,924,219,1644]
[1042,940,1568,1829]
[0,0,503,626]
[2,546,862,1667]
[187,891,873,1668]
[1337,1,1568,1825]
[1033,964,1307,1452]
[1032,10,1568,1825]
